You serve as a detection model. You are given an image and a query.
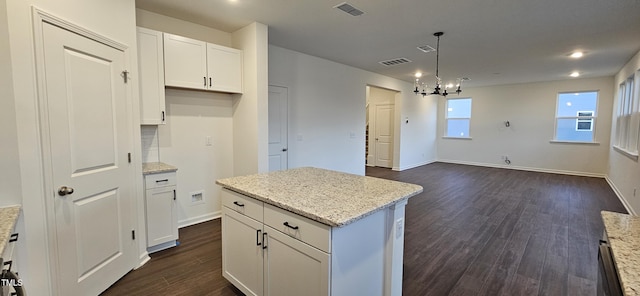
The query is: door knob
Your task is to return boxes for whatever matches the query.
[282,148,288,152]
[58,186,74,196]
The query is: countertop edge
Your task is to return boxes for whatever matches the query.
[142,162,178,175]
[601,210,639,296]
[219,184,422,227]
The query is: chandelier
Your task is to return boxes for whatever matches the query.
[413,32,463,97]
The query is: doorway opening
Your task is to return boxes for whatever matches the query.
[366,86,399,169]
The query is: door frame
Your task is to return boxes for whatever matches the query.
[31,8,141,294]
[366,85,401,169]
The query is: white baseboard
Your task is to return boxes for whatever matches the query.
[147,240,177,254]
[605,176,636,215]
[178,211,221,229]
[136,252,151,269]
[396,160,436,171]
[437,159,605,178]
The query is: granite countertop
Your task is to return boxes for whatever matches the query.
[601,211,640,296]
[0,205,21,256]
[216,167,423,227]
[143,162,177,175]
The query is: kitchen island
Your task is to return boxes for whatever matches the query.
[216,167,423,296]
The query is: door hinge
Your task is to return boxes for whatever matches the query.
[128,152,131,163]
[122,70,130,83]
[131,230,135,240]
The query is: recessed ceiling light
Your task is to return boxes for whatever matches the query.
[570,71,580,77]
[570,51,584,59]
[415,72,422,78]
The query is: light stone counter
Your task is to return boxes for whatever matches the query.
[602,211,640,296]
[142,162,177,175]
[0,205,20,255]
[216,167,423,227]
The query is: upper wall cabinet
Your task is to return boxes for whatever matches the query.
[163,33,243,93]
[137,27,166,125]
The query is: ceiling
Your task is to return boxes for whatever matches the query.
[135,0,640,88]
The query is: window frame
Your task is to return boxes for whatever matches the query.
[553,91,599,144]
[444,97,472,139]
[613,72,640,160]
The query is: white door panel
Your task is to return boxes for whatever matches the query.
[42,22,133,296]
[375,104,394,168]
[268,86,288,172]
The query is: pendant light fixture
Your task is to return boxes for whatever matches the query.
[414,32,464,97]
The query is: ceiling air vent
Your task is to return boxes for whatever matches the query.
[334,2,365,16]
[379,58,412,67]
[417,45,436,53]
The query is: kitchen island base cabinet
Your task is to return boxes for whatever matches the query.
[221,188,407,296]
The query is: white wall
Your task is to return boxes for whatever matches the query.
[608,49,640,214]
[437,77,615,176]
[6,0,142,295]
[0,0,21,207]
[158,89,234,226]
[269,45,437,175]
[231,22,270,175]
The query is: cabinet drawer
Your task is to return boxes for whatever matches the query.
[222,189,263,221]
[2,232,17,270]
[145,172,177,189]
[264,203,331,253]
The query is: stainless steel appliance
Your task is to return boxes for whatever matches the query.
[598,239,623,296]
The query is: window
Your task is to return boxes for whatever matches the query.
[555,91,597,142]
[576,111,593,131]
[445,98,472,138]
[614,73,639,157]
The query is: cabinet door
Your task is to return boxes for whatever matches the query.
[137,27,166,125]
[207,43,243,93]
[163,33,207,90]
[146,186,178,246]
[222,208,264,296]
[263,225,330,296]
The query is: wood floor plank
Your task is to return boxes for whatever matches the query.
[102,163,627,296]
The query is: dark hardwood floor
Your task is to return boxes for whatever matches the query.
[102,162,627,296]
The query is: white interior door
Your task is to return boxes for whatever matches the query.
[268,86,288,172]
[375,104,394,168]
[42,22,134,296]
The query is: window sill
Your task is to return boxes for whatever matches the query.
[549,140,600,145]
[442,136,472,140]
[613,146,639,161]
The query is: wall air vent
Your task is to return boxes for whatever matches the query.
[417,45,436,53]
[334,2,365,16]
[379,58,412,67]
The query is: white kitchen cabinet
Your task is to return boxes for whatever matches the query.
[136,27,166,125]
[144,171,178,252]
[221,187,408,296]
[222,208,264,296]
[263,225,329,296]
[207,43,243,93]
[164,33,243,93]
[222,189,330,296]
